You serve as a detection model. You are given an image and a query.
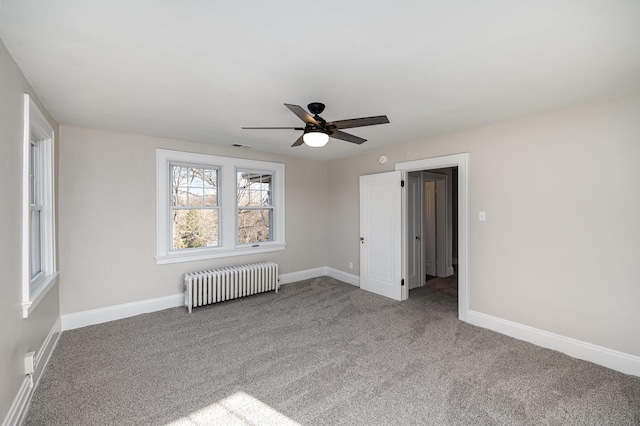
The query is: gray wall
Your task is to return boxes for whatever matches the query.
[0,40,60,420]
[327,93,640,357]
[58,126,328,314]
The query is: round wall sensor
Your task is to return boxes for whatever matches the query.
[379,155,388,164]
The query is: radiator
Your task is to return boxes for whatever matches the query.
[184,262,279,312]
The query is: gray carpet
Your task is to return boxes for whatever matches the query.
[25,277,640,425]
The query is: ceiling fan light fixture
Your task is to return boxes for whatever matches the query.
[303,131,329,147]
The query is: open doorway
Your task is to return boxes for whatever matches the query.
[397,154,468,321]
[407,169,458,305]
[415,168,458,307]
[407,169,456,281]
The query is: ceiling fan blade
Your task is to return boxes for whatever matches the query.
[328,115,389,130]
[291,135,305,147]
[331,130,367,145]
[284,103,319,126]
[241,126,303,130]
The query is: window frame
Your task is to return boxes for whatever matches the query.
[22,95,58,318]
[156,149,285,264]
[169,162,221,250]
[30,138,44,281]
[236,168,275,245]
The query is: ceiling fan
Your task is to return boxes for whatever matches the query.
[241,102,390,147]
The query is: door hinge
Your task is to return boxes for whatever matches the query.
[401,279,405,286]
[401,180,405,187]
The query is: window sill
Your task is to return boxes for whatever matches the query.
[155,243,286,265]
[22,272,58,319]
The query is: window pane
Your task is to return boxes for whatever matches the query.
[188,172,204,188]
[172,208,219,250]
[237,172,273,207]
[187,186,204,206]
[30,141,41,205]
[238,208,272,244]
[172,188,188,206]
[171,165,218,207]
[172,166,188,188]
[30,209,42,278]
[204,188,217,206]
[202,169,217,188]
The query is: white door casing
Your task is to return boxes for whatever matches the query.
[359,171,403,301]
[397,154,469,321]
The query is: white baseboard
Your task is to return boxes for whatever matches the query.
[326,267,360,287]
[61,294,183,331]
[279,266,359,287]
[3,376,32,426]
[33,316,61,386]
[279,267,328,284]
[467,310,640,377]
[3,316,61,426]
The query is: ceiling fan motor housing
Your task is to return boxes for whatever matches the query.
[307,102,325,115]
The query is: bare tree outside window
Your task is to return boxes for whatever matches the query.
[237,171,273,244]
[171,164,219,250]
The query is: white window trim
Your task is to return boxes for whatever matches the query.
[236,168,275,245]
[22,95,58,318]
[156,149,285,264]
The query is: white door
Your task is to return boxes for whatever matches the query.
[359,171,403,301]
[407,174,422,289]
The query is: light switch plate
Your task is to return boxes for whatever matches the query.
[479,211,486,221]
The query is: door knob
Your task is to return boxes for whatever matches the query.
[415,236,421,240]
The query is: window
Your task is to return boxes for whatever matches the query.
[22,95,57,318]
[237,171,273,244]
[171,164,219,250]
[30,138,43,280]
[157,150,285,264]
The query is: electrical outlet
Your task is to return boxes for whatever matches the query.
[349,261,353,269]
[24,351,35,375]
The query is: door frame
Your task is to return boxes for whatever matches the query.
[396,153,469,321]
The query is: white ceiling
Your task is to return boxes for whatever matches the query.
[1,1,639,161]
